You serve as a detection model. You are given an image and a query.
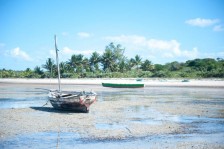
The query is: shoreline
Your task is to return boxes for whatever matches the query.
[0,78,224,88]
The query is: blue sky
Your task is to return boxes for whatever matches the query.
[0,0,224,70]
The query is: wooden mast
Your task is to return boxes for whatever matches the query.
[54,35,61,92]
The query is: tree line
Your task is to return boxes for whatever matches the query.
[1,43,224,78]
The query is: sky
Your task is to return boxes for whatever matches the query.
[0,0,224,70]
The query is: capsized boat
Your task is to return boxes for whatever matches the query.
[48,35,97,113]
[102,82,144,88]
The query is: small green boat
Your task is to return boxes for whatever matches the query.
[102,83,144,88]
[182,79,190,82]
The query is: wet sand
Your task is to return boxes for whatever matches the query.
[0,79,224,148]
[1,78,224,87]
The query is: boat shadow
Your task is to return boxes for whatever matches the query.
[30,106,86,114]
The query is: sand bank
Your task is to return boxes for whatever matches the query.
[0,78,224,87]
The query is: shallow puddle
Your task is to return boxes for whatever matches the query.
[95,123,126,130]
[123,105,224,134]
[1,132,224,149]
[0,132,80,149]
[0,97,47,109]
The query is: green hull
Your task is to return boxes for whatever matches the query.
[102,83,144,88]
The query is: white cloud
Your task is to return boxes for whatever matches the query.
[217,52,224,57]
[201,51,224,58]
[62,47,94,55]
[105,35,145,44]
[105,35,199,60]
[185,18,219,27]
[10,47,32,61]
[147,39,181,56]
[181,47,199,59]
[62,32,69,36]
[50,47,75,58]
[0,43,5,48]
[77,32,91,38]
[213,25,224,32]
[49,49,56,57]
[62,47,75,55]
[50,47,97,60]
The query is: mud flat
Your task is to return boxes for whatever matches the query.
[0,81,224,148]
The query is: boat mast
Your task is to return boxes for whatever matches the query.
[54,35,61,92]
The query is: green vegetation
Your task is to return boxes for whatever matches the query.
[1,43,224,78]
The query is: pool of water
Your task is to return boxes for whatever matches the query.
[1,132,223,149]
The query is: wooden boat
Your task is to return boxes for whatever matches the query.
[48,35,97,113]
[182,79,190,82]
[136,78,143,82]
[102,82,144,88]
[48,90,96,113]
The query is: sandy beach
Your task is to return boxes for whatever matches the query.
[0,79,224,148]
[1,78,224,87]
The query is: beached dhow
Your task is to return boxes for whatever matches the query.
[48,35,97,113]
[48,90,97,113]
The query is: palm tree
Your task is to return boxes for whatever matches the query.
[58,62,74,78]
[101,43,125,72]
[128,55,142,70]
[111,43,125,62]
[129,58,136,69]
[89,52,101,72]
[119,59,128,73]
[83,57,90,72]
[101,49,115,72]
[42,58,55,74]
[141,60,154,71]
[68,54,84,73]
[34,66,43,75]
[59,62,67,74]
[134,55,142,70]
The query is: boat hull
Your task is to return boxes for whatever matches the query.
[102,83,144,88]
[48,91,96,113]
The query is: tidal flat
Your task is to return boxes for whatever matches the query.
[0,81,224,149]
